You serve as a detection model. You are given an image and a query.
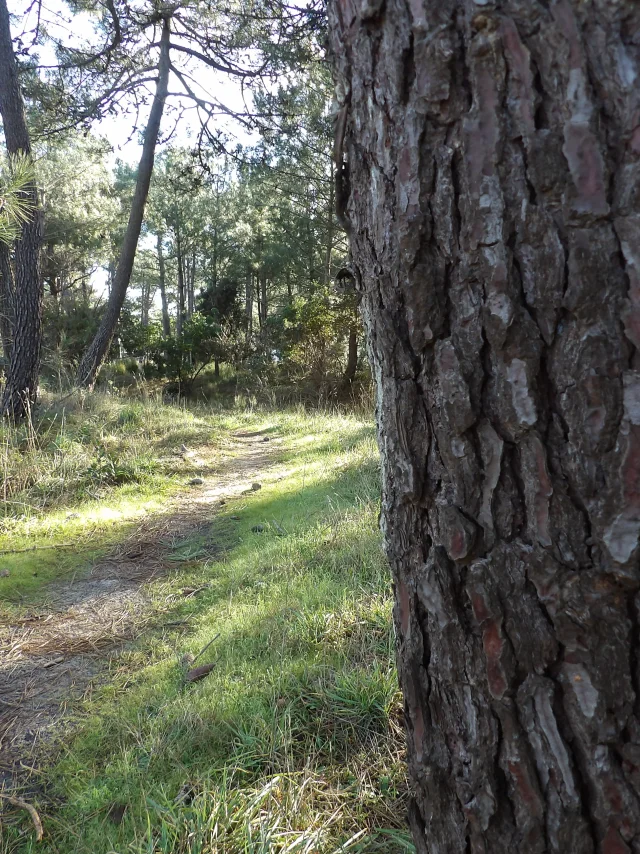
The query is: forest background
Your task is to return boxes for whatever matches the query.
[0,0,363,412]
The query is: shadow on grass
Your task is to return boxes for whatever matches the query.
[0,442,413,854]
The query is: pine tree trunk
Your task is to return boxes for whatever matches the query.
[340,323,358,391]
[0,242,14,365]
[260,275,267,325]
[157,232,171,337]
[245,268,253,343]
[0,0,43,419]
[256,274,262,329]
[212,225,218,291]
[187,249,195,318]
[76,16,171,388]
[329,2,640,851]
[176,228,185,340]
[324,161,335,287]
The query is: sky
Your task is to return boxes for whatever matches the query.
[12,0,262,165]
[8,0,269,301]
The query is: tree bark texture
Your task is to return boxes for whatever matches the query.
[76,16,171,387]
[0,242,14,364]
[329,2,640,852]
[0,0,43,418]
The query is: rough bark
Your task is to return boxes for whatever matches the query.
[157,232,171,337]
[0,0,43,419]
[0,243,14,364]
[76,16,171,387]
[329,1,640,852]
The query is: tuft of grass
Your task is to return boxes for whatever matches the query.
[0,397,413,854]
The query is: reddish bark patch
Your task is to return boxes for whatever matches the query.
[602,825,631,854]
[483,621,508,699]
[507,760,543,816]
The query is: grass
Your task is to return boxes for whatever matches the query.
[0,393,413,854]
[0,391,235,609]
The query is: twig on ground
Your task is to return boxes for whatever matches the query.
[0,793,44,841]
[0,543,76,555]
[192,632,220,664]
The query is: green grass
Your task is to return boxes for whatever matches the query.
[0,396,413,854]
[0,392,238,609]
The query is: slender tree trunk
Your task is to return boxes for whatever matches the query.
[245,268,253,343]
[176,228,185,340]
[306,192,315,285]
[44,241,62,349]
[212,225,218,291]
[76,16,171,388]
[157,232,171,337]
[330,2,640,852]
[187,249,195,318]
[324,162,335,287]
[340,323,358,391]
[0,0,43,418]
[260,275,267,325]
[256,273,262,329]
[184,253,190,320]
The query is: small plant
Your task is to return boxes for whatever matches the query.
[85,444,155,486]
[116,404,143,427]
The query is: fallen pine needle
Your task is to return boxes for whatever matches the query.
[0,793,44,841]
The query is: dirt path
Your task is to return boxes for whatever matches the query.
[0,430,280,791]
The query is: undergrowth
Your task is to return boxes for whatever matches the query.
[0,393,413,853]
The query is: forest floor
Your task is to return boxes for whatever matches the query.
[0,429,277,790]
[0,395,413,854]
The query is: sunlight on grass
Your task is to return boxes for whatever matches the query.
[0,392,234,607]
[0,394,413,854]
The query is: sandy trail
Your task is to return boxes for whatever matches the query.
[0,430,279,791]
